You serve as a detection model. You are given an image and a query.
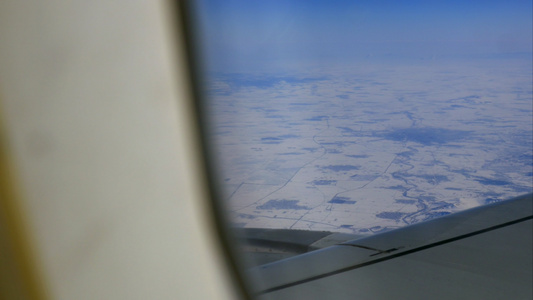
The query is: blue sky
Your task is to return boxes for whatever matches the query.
[194,0,532,72]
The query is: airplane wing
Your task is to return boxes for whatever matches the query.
[247,193,532,299]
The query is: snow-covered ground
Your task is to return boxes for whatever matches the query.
[206,59,533,235]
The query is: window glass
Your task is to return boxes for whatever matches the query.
[192,0,532,239]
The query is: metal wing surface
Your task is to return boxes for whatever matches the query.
[249,193,533,299]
